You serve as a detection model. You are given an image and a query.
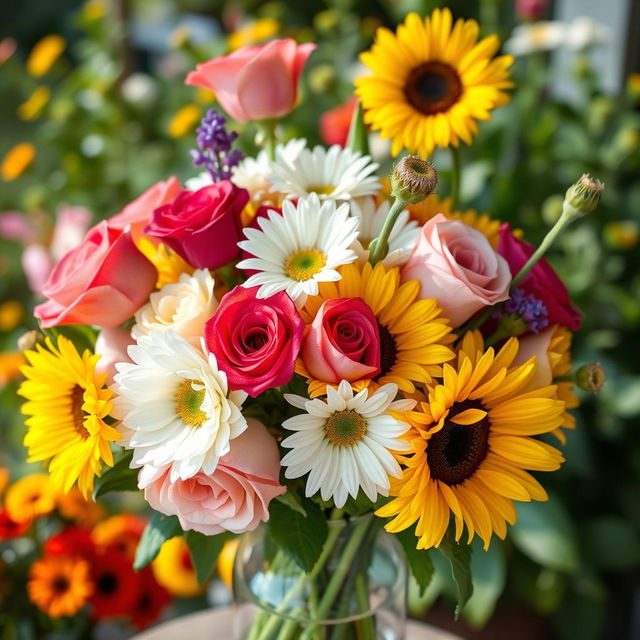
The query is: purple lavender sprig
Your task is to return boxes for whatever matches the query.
[493,288,549,335]
[191,109,243,182]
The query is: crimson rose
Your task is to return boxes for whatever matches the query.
[498,223,582,330]
[204,285,304,397]
[145,181,248,270]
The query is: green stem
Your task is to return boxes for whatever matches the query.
[368,197,407,265]
[449,146,461,209]
[299,515,374,640]
[354,573,376,640]
[260,119,277,162]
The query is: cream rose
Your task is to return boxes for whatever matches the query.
[132,269,218,344]
[402,214,511,327]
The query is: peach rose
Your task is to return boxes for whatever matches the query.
[138,418,285,536]
[185,39,315,122]
[402,214,511,327]
[512,327,555,388]
[34,222,157,328]
[109,177,181,241]
[95,326,134,385]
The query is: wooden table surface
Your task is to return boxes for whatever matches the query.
[134,607,463,640]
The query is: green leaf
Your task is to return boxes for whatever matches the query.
[395,528,434,597]
[42,324,97,353]
[346,101,369,156]
[134,511,181,570]
[463,539,506,629]
[437,526,473,619]
[267,498,328,572]
[510,495,579,572]
[185,531,230,584]
[584,517,640,570]
[92,450,138,499]
[275,490,307,517]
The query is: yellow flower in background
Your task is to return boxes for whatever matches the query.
[0,469,9,495]
[217,538,240,589]
[0,352,25,386]
[0,300,24,330]
[56,487,105,528]
[82,0,107,22]
[92,514,145,556]
[1,143,36,181]
[152,537,202,597]
[136,237,194,288]
[18,336,120,497]
[355,9,513,156]
[228,18,280,51]
[18,86,51,121]
[168,104,201,138]
[627,73,640,97]
[604,221,639,250]
[378,330,565,550]
[6,473,56,523]
[28,555,93,617]
[27,35,65,77]
[195,87,216,104]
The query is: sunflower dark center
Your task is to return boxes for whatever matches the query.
[97,573,118,595]
[426,400,490,485]
[52,576,70,594]
[377,323,397,376]
[70,385,90,440]
[404,61,463,116]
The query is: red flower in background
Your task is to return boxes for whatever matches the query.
[320,98,357,147]
[130,566,171,630]
[89,547,138,619]
[44,527,95,561]
[0,509,30,539]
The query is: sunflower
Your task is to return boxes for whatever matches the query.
[377,330,565,549]
[18,336,120,497]
[548,328,579,441]
[297,261,454,397]
[355,9,513,157]
[28,554,93,617]
[5,473,56,523]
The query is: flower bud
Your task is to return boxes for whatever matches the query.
[390,155,438,205]
[563,174,604,218]
[17,330,43,352]
[575,362,605,393]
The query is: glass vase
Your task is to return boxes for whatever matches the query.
[232,514,407,640]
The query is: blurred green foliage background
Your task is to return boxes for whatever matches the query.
[0,1,639,639]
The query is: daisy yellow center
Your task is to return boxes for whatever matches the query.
[175,379,207,427]
[307,184,335,195]
[404,61,463,116]
[427,400,490,485]
[70,385,90,440]
[324,410,367,447]
[284,249,326,282]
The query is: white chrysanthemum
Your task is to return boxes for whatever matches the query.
[185,139,307,197]
[111,330,247,482]
[350,196,420,267]
[281,381,415,508]
[237,194,359,306]
[504,21,566,56]
[132,269,218,345]
[269,145,381,201]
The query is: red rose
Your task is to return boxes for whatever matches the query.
[320,98,357,147]
[204,285,304,397]
[145,182,248,270]
[301,297,381,383]
[34,221,157,328]
[498,223,582,330]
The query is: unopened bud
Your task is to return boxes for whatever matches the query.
[390,155,438,205]
[575,362,605,393]
[17,330,42,352]
[564,174,604,218]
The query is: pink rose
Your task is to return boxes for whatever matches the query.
[498,224,581,330]
[34,221,157,328]
[138,418,286,536]
[22,244,53,296]
[50,205,92,261]
[185,39,316,122]
[95,326,134,385]
[145,182,248,270]
[301,297,380,383]
[109,177,182,241]
[204,286,303,397]
[402,214,512,327]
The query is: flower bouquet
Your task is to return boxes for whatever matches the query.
[16,8,605,640]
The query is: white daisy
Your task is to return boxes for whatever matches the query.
[111,330,247,482]
[132,269,218,345]
[350,196,420,267]
[504,21,566,56]
[268,144,381,201]
[281,381,415,508]
[237,194,359,306]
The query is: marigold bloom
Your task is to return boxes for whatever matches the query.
[27,35,65,77]
[5,473,56,523]
[1,143,36,181]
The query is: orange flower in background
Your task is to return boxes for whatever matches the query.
[0,300,24,330]
[168,104,201,138]
[56,488,105,528]
[92,514,146,557]
[1,143,36,181]
[17,86,51,121]
[27,35,65,77]
[228,18,280,51]
[152,536,202,597]
[28,554,93,617]
[5,473,56,523]
[0,468,9,495]
[320,97,357,147]
[0,352,25,386]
